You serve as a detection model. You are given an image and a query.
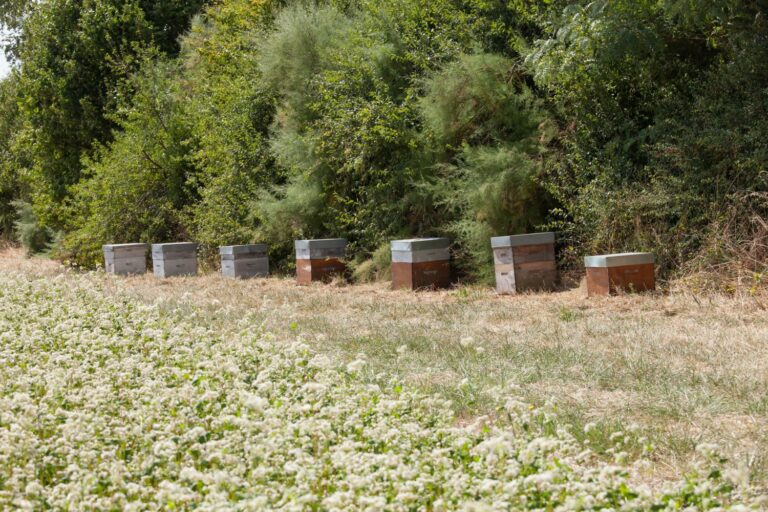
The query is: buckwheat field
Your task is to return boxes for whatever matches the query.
[0,254,765,509]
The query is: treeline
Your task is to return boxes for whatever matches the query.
[1,0,767,284]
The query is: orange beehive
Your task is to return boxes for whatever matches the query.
[295,239,347,284]
[491,233,557,295]
[585,253,656,297]
[391,238,451,290]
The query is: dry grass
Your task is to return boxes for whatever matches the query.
[3,247,768,488]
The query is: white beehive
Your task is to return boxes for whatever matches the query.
[220,244,269,279]
[103,243,148,276]
[151,243,198,278]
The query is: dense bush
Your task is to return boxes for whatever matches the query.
[11,200,48,255]
[181,0,282,258]
[418,53,551,281]
[7,0,205,229]
[528,0,768,274]
[63,58,198,268]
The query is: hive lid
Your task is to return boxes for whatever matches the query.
[151,242,197,253]
[491,232,555,249]
[220,244,268,256]
[103,243,148,252]
[294,238,347,250]
[584,252,655,268]
[390,238,450,252]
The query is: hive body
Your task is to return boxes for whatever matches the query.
[295,239,347,284]
[585,253,655,296]
[391,238,451,290]
[491,233,557,295]
[152,243,198,278]
[103,243,148,276]
[220,245,269,279]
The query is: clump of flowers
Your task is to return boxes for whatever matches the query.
[0,272,760,509]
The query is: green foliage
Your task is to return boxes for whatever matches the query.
[11,200,48,255]
[138,0,209,55]
[0,75,25,238]
[64,59,196,267]
[12,0,207,233]
[16,0,154,228]
[419,54,550,280]
[529,0,768,274]
[2,0,767,285]
[351,242,393,282]
[181,0,282,253]
[258,1,489,261]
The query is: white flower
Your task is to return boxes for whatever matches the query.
[0,270,755,510]
[346,359,366,373]
[242,392,268,412]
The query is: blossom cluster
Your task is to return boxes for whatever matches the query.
[0,272,759,510]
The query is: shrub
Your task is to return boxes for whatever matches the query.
[11,200,48,255]
[63,58,196,268]
[419,54,551,281]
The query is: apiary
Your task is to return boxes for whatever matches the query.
[220,244,269,279]
[151,242,198,278]
[391,238,451,290]
[585,252,655,296]
[295,239,347,284]
[491,232,557,295]
[103,243,148,276]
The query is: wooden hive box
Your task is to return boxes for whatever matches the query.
[295,239,347,284]
[491,232,557,295]
[220,244,269,279]
[103,243,148,276]
[151,242,198,278]
[391,238,451,290]
[585,252,655,297]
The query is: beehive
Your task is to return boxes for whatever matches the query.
[585,252,655,296]
[151,242,198,278]
[295,239,347,284]
[220,244,269,279]
[391,238,451,290]
[103,243,148,276]
[491,232,557,295]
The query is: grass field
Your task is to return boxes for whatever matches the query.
[0,248,766,507]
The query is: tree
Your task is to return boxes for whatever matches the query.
[13,0,206,231]
[65,58,196,267]
[0,75,25,237]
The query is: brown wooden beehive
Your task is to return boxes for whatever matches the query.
[585,253,655,297]
[391,238,451,290]
[295,239,347,284]
[491,233,557,295]
[103,243,148,276]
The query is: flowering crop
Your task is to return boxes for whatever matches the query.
[0,272,760,510]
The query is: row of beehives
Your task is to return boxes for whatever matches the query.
[103,233,656,297]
